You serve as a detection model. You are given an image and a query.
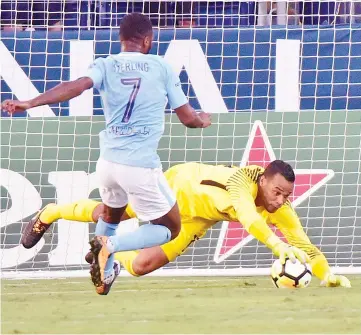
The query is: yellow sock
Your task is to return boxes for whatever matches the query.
[39,199,100,225]
[115,251,140,277]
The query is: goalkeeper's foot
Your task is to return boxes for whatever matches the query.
[21,204,56,249]
[89,236,111,295]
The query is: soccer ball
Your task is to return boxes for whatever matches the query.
[271,258,312,288]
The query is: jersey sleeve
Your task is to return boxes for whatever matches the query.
[163,61,188,109]
[85,57,106,90]
[225,170,280,247]
[270,204,331,281]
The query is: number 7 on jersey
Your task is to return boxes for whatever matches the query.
[121,78,141,123]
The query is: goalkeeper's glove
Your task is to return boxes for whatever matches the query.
[322,273,351,288]
[267,236,310,264]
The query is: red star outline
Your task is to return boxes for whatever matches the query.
[213,120,335,264]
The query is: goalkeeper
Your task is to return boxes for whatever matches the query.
[22,160,350,289]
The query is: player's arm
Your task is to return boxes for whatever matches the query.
[225,170,309,264]
[1,78,93,115]
[174,104,211,128]
[1,58,104,115]
[271,206,351,287]
[164,61,211,128]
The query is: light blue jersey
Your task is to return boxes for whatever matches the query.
[86,52,188,168]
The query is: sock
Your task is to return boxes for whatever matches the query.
[115,251,140,277]
[39,199,99,224]
[96,217,119,278]
[107,224,171,253]
[95,217,118,236]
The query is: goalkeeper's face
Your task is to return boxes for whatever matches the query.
[259,173,294,213]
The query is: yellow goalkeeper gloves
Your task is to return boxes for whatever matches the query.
[322,273,351,288]
[267,235,310,264]
[273,242,310,265]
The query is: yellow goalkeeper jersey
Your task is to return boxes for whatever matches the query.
[166,162,290,225]
[164,162,330,280]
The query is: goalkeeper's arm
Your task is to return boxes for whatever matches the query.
[272,205,351,287]
[225,171,309,264]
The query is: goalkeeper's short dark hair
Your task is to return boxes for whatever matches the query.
[119,13,153,41]
[264,160,295,183]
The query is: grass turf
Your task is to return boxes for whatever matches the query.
[2,276,361,334]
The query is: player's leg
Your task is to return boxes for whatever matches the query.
[93,166,179,255]
[86,248,168,277]
[132,166,181,239]
[151,162,203,238]
[89,162,177,293]
[90,258,122,292]
[90,165,180,294]
[87,208,212,280]
[115,219,209,276]
[96,167,179,254]
[90,203,127,292]
[21,198,135,250]
[89,226,197,276]
[89,158,129,294]
[21,199,101,249]
[115,248,168,276]
[151,203,181,240]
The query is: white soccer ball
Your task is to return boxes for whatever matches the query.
[271,258,312,288]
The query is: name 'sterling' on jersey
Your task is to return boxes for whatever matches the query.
[114,62,149,73]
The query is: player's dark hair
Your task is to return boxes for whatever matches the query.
[263,160,295,183]
[119,13,153,42]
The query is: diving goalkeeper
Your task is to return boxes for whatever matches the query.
[22,160,351,291]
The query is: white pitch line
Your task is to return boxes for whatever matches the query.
[2,286,282,296]
[1,319,152,325]
[2,286,284,297]
[2,277,268,287]
[2,288,190,295]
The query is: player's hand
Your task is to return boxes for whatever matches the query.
[272,241,310,265]
[198,112,212,128]
[322,273,351,288]
[1,99,31,115]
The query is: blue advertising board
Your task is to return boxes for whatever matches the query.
[1,25,361,117]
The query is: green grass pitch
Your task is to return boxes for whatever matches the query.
[2,276,361,334]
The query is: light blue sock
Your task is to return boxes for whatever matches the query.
[106,223,171,253]
[95,217,118,278]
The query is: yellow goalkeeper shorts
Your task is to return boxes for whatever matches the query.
[126,206,211,262]
[160,217,210,262]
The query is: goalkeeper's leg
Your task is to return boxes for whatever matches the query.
[86,247,169,277]
[87,221,207,277]
[85,224,186,277]
[21,199,101,249]
[85,220,193,277]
